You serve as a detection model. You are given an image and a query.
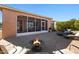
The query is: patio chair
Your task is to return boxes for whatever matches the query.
[67,32,79,39]
[53,44,79,54]
[0,39,30,54]
[48,28,52,32]
[63,31,74,38]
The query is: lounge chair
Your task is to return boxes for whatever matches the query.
[57,29,73,37]
[0,39,30,54]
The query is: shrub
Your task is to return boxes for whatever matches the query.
[56,22,65,31]
[74,20,79,30]
[51,19,79,31]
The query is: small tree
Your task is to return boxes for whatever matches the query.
[56,22,65,31]
[63,21,71,29]
[70,19,76,30]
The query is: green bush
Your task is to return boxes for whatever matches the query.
[56,22,65,31]
[74,20,79,30]
[56,19,79,31]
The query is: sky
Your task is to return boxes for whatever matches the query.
[0,4,79,22]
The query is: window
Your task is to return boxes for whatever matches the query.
[28,17,35,32]
[17,16,27,33]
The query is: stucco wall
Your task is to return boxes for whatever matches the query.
[2,9,17,38]
[48,19,52,29]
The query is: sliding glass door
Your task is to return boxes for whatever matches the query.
[41,20,47,30]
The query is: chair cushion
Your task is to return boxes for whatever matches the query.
[60,49,73,54]
[8,48,16,54]
[20,48,30,54]
[55,49,73,54]
[14,46,22,54]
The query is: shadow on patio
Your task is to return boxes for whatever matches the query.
[6,32,72,54]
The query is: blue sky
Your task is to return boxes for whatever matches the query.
[0,4,79,22]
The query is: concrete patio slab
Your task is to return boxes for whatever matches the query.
[6,32,72,54]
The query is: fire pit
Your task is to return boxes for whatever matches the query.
[31,38,42,52]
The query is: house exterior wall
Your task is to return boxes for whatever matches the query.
[1,8,52,39]
[48,19,53,28]
[2,9,17,38]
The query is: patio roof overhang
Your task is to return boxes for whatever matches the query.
[0,5,53,20]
